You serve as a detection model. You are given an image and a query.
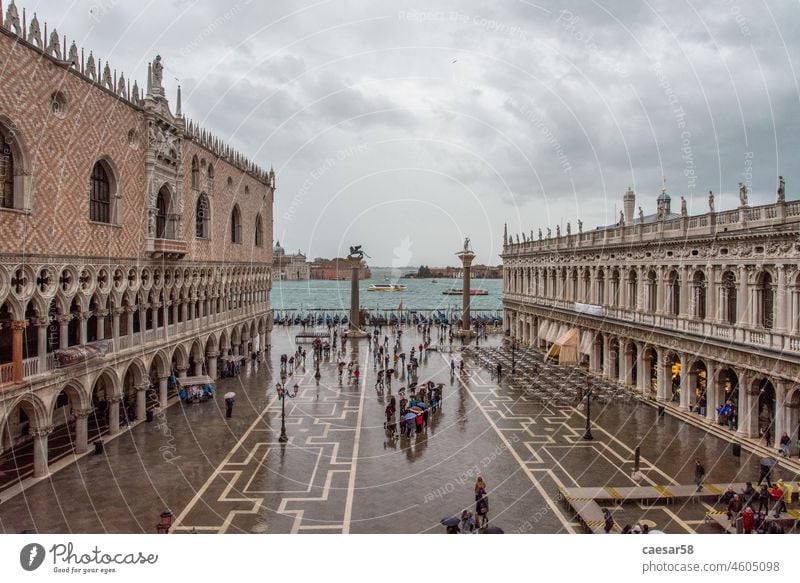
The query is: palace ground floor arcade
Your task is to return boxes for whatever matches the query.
[505,305,800,450]
[0,314,270,490]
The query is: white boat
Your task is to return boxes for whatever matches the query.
[368,284,407,292]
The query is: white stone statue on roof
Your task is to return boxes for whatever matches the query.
[638,206,644,222]
[708,190,714,212]
[680,196,687,216]
[152,55,164,88]
[739,182,748,207]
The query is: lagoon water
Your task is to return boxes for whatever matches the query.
[270,267,502,314]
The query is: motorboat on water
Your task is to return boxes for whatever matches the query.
[442,288,488,295]
[368,283,408,291]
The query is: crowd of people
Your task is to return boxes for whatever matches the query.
[718,479,796,534]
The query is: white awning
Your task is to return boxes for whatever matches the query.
[580,331,594,355]
[545,328,579,363]
[546,322,559,343]
[538,320,550,341]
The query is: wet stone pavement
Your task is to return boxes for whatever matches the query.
[1,326,795,534]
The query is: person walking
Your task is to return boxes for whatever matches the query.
[225,395,235,418]
[602,508,614,534]
[779,432,791,457]
[694,459,705,492]
[475,477,489,529]
[757,484,770,514]
[741,505,755,534]
[496,362,502,382]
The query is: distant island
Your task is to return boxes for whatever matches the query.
[405,264,502,279]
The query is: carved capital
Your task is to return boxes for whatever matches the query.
[136,382,150,392]
[74,408,93,419]
[11,320,29,332]
[30,425,54,438]
[108,394,124,404]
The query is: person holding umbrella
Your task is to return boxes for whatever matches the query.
[224,391,235,418]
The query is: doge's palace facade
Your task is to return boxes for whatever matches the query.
[0,2,274,481]
[503,184,800,449]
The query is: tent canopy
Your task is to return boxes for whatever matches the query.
[545,328,579,363]
[580,331,594,356]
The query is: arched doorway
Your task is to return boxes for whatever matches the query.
[689,360,707,415]
[715,367,739,430]
[643,347,658,396]
[756,378,776,445]
[0,396,47,489]
[665,352,681,402]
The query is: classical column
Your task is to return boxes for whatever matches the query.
[602,335,612,379]
[705,361,718,423]
[112,307,121,346]
[35,318,48,372]
[635,342,646,393]
[591,339,602,374]
[707,266,718,324]
[679,353,690,410]
[181,300,189,326]
[11,320,27,382]
[158,376,169,409]
[177,365,188,380]
[776,265,787,333]
[656,351,669,402]
[96,309,107,341]
[79,312,89,345]
[655,267,665,315]
[126,307,135,343]
[637,267,646,312]
[108,395,122,435]
[679,266,690,319]
[736,371,758,438]
[737,266,749,327]
[136,382,148,422]
[619,344,630,386]
[457,244,476,337]
[31,425,53,478]
[74,408,92,454]
[58,314,70,350]
[207,352,218,379]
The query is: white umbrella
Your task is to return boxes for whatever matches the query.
[224,392,236,400]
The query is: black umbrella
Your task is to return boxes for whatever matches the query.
[482,525,504,534]
[440,516,460,528]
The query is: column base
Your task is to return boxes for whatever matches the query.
[343,329,368,338]
[454,330,475,339]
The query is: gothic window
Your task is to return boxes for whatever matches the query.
[156,186,173,239]
[208,163,214,180]
[231,205,242,244]
[722,271,737,324]
[191,156,200,189]
[255,213,264,247]
[89,161,112,223]
[0,128,14,209]
[196,193,210,239]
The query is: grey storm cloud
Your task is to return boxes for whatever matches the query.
[28,0,800,265]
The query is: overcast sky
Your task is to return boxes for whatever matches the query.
[27,0,800,265]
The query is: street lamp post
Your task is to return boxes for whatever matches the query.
[511,340,516,375]
[276,382,299,443]
[583,381,594,440]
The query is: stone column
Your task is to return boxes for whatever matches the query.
[11,320,27,382]
[74,408,92,454]
[636,342,646,393]
[679,353,690,410]
[96,309,107,341]
[177,365,188,380]
[679,266,690,319]
[36,319,48,372]
[207,352,218,380]
[79,312,89,345]
[126,307,135,343]
[737,266,749,327]
[457,246,476,337]
[112,307,121,346]
[776,265,787,333]
[602,335,612,379]
[705,361,718,423]
[619,344,630,386]
[655,267,665,315]
[656,351,669,402]
[107,395,122,435]
[637,267,646,312]
[736,371,758,438]
[31,425,53,478]
[58,314,70,350]
[707,266,718,324]
[136,383,148,422]
[159,376,169,409]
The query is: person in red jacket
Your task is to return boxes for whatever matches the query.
[770,483,786,516]
[741,505,755,534]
